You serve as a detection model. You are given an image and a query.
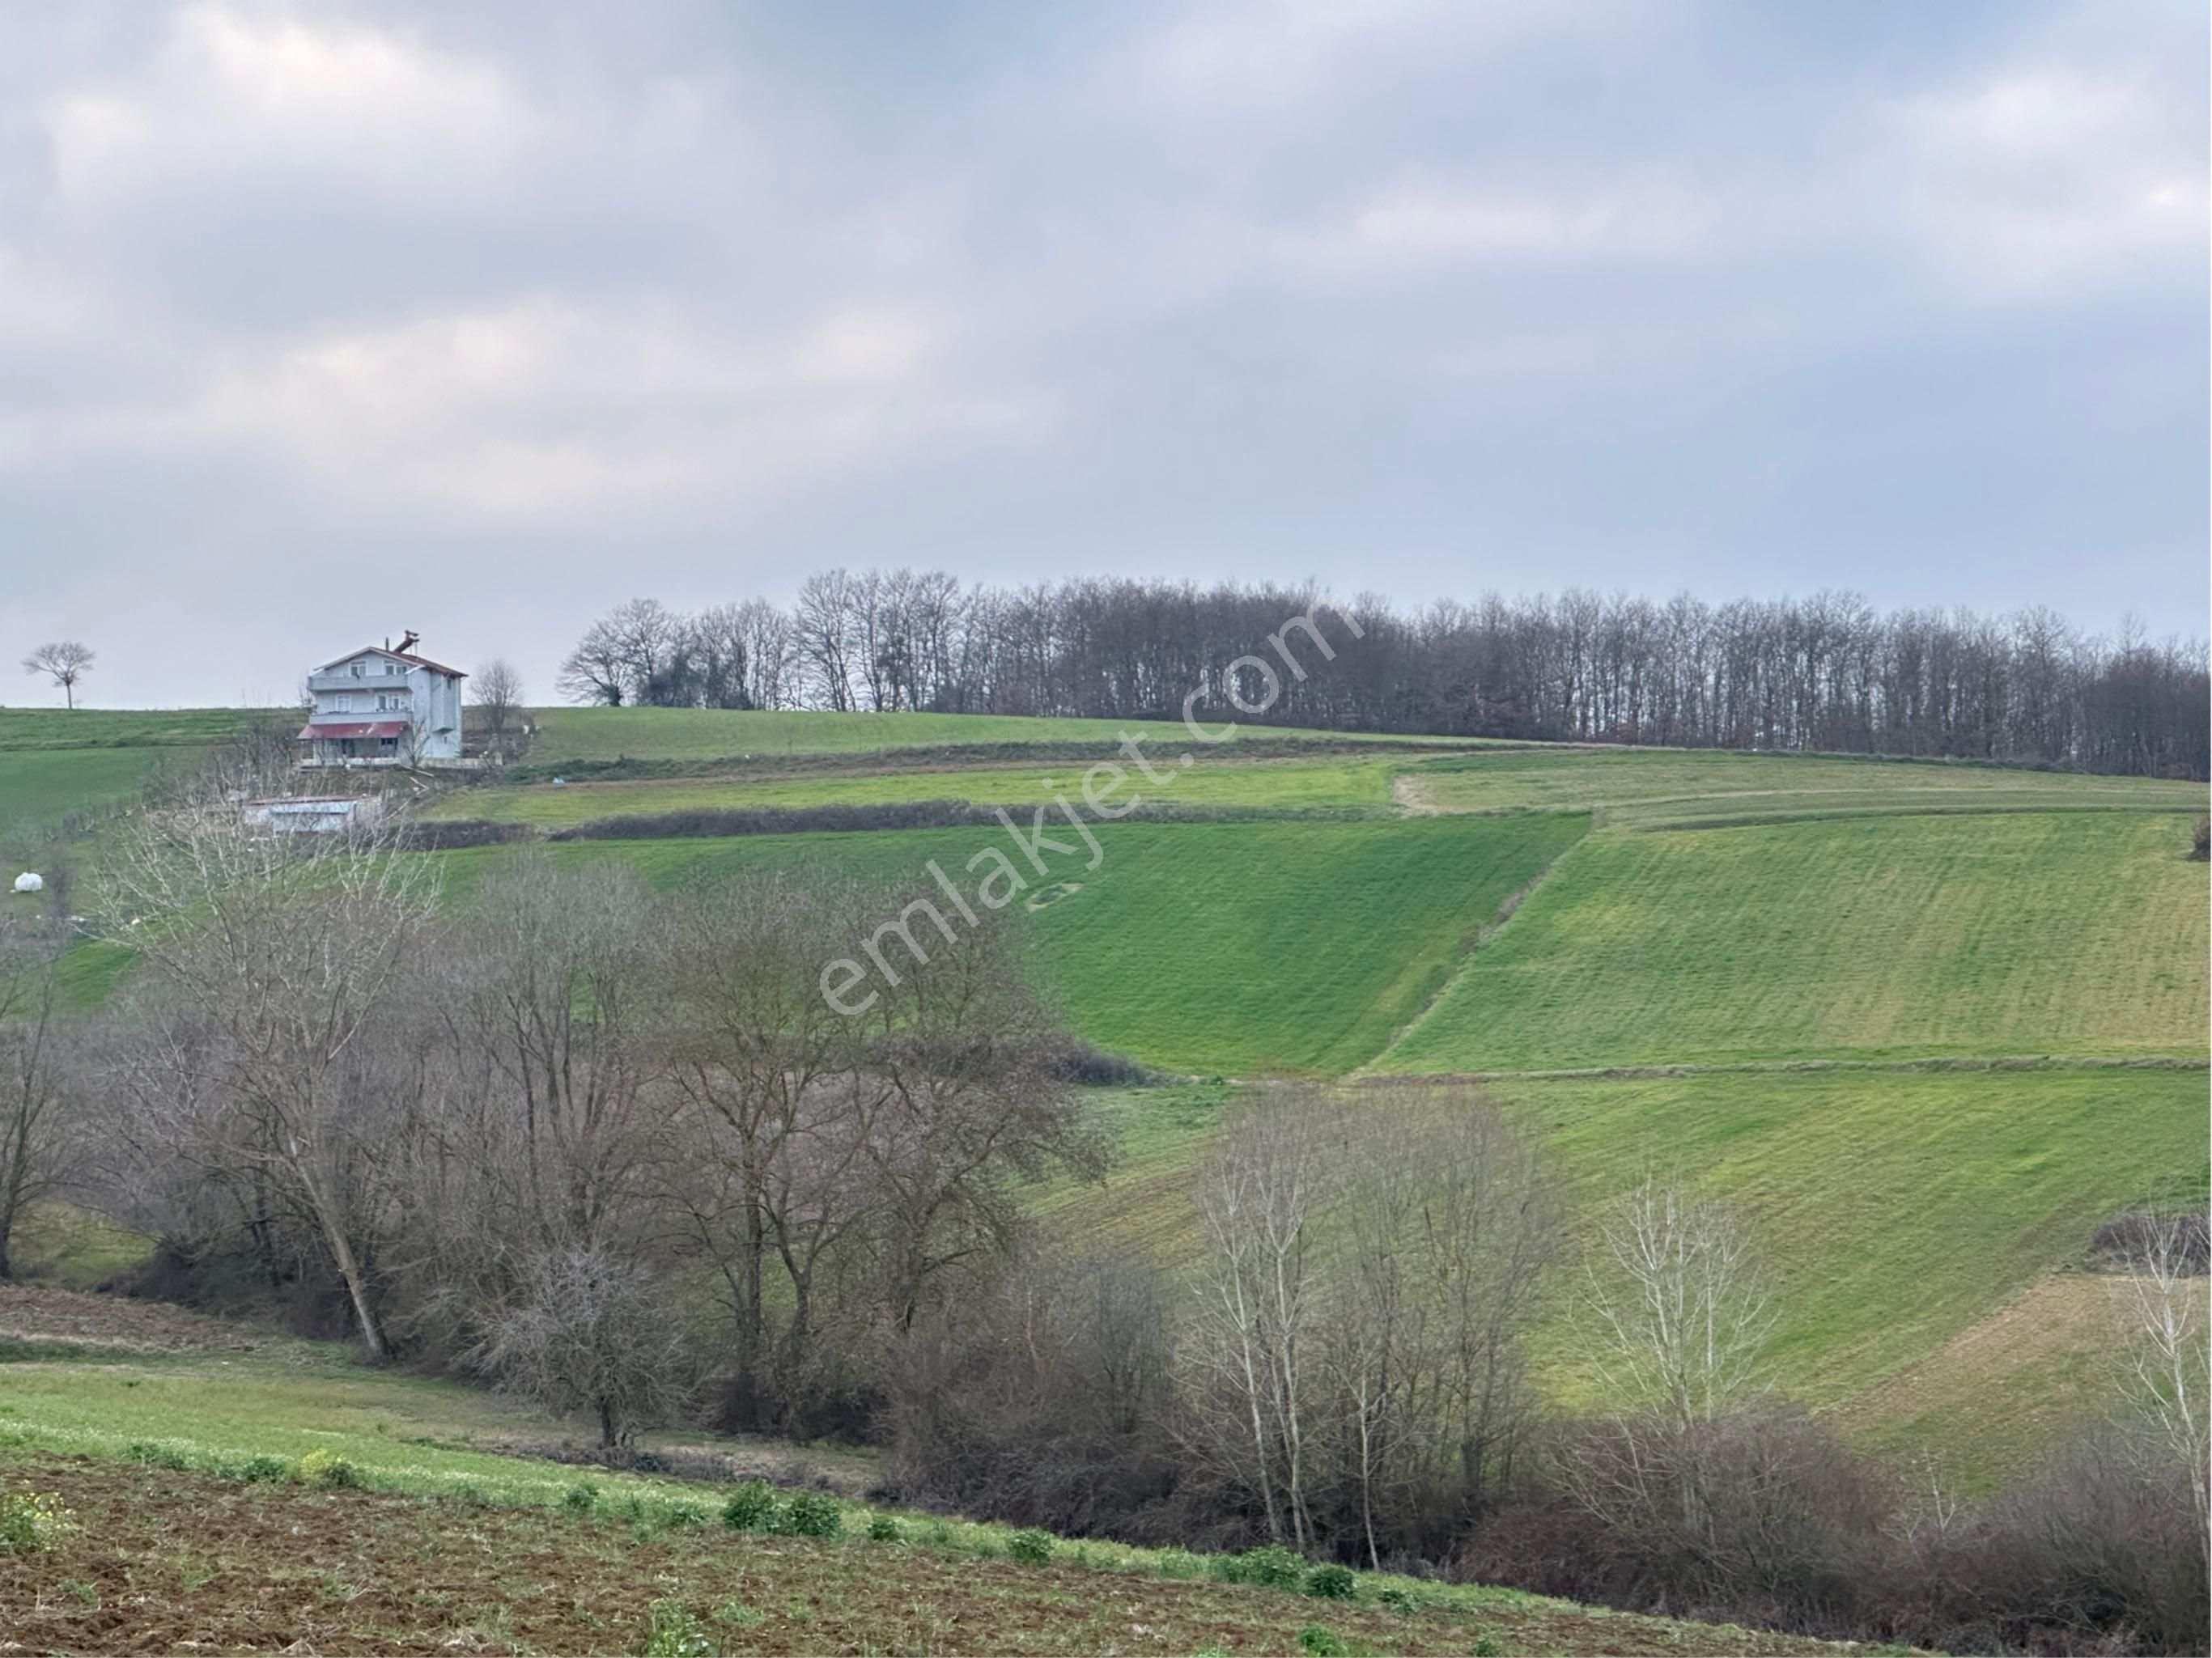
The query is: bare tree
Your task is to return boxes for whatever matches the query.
[1324,1095,1556,1564]
[469,657,526,752]
[469,1242,695,1450]
[1183,1088,1333,1549]
[23,642,94,709]
[1582,1173,1775,1429]
[0,906,79,1278]
[2118,1211,2211,1553]
[100,747,435,1358]
[1560,1174,1780,1572]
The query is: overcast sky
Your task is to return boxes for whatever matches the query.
[1,0,2205,708]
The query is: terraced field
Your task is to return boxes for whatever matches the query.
[436,813,1588,1075]
[1377,810,2206,1074]
[1399,744,2202,827]
[521,705,1488,770]
[431,752,1407,825]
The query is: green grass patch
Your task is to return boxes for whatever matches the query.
[430,813,1588,1075]
[524,706,1481,769]
[433,753,1405,826]
[0,748,176,849]
[1402,745,2204,828]
[0,710,271,753]
[6,1204,152,1291]
[1378,812,2208,1074]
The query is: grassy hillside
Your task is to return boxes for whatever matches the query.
[436,813,1587,1075]
[1037,1066,2204,1488]
[1400,744,2203,828]
[524,706,1484,768]
[434,753,1406,825]
[1377,811,2207,1074]
[0,748,170,849]
[0,708,271,751]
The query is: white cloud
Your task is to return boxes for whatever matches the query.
[162,297,1024,518]
[46,2,538,203]
[1324,176,1715,268]
[1888,67,2207,295]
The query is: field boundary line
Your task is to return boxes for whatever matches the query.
[1356,816,1596,1070]
[1352,1054,2211,1087]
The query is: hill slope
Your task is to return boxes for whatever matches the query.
[1376,810,2206,1074]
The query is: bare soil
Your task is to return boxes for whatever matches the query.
[0,1454,1849,1656]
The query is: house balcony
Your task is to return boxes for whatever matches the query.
[307,666,411,693]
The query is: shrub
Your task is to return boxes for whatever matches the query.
[661,1499,710,1529]
[296,1448,361,1490]
[779,1490,843,1539]
[1376,1586,1416,1615]
[0,1488,74,1554]
[228,1455,292,1484]
[1228,1544,1308,1590]
[124,1440,191,1471]
[642,1598,712,1658]
[866,1512,903,1543]
[1297,1623,1346,1656]
[563,1480,598,1512]
[1471,1635,1505,1658]
[1007,1527,1055,1564]
[1155,1549,1204,1580]
[1304,1563,1357,1601]
[722,1479,779,1533]
[2191,816,2209,862]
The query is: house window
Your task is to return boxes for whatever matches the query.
[332,694,351,713]
[379,736,397,750]
[350,662,366,677]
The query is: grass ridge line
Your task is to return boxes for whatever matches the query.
[1361,817,1596,1065]
[1352,1054,2212,1087]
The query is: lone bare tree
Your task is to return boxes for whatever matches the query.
[469,1242,694,1450]
[469,658,526,753]
[2118,1211,2211,1553]
[22,642,94,709]
[1184,1088,1333,1550]
[1561,1174,1779,1572]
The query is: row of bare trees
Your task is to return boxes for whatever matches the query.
[11,748,1092,1445]
[558,574,2208,776]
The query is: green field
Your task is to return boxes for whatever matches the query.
[436,813,1587,1075]
[1402,744,2204,828]
[435,753,1406,825]
[524,706,1483,768]
[0,707,270,751]
[0,748,172,847]
[1377,811,2207,1074]
[1037,1066,2204,1488]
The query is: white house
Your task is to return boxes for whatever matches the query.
[299,632,468,766]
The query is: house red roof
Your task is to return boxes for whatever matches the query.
[298,720,410,740]
[315,646,469,679]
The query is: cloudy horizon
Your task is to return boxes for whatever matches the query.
[2,0,2205,710]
